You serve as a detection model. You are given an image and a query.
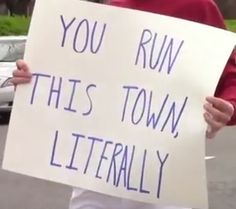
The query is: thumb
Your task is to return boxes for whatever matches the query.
[16,59,30,73]
[206,125,216,139]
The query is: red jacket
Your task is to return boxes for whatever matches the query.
[110,0,236,125]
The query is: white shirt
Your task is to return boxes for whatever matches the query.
[69,188,191,209]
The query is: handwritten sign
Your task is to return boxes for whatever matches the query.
[3,0,236,208]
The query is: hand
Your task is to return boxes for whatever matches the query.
[11,59,32,85]
[204,96,234,139]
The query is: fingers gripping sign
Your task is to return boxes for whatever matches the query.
[11,59,32,86]
[204,96,234,139]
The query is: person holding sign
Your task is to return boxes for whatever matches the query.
[11,0,236,209]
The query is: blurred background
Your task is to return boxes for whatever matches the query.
[0,0,234,37]
[0,0,234,18]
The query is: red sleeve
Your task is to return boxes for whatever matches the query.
[197,0,236,125]
[108,0,129,7]
[199,0,226,29]
[215,51,236,125]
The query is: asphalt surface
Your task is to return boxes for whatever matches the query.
[0,124,71,209]
[0,120,236,209]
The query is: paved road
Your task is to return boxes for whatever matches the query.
[206,127,236,209]
[0,123,236,209]
[0,125,71,209]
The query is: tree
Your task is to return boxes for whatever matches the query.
[215,0,236,19]
[0,0,32,16]
[14,0,31,15]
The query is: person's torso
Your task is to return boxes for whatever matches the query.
[109,0,225,28]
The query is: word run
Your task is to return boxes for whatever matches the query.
[135,29,184,74]
[50,130,169,198]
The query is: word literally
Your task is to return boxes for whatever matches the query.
[50,130,169,198]
[30,73,97,115]
[121,86,188,138]
[135,29,184,74]
[60,15,107,54]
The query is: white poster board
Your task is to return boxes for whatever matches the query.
[3,0,236,208]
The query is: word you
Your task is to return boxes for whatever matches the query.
[60,15,106,54]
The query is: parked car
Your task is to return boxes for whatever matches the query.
[0,36,26,121]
